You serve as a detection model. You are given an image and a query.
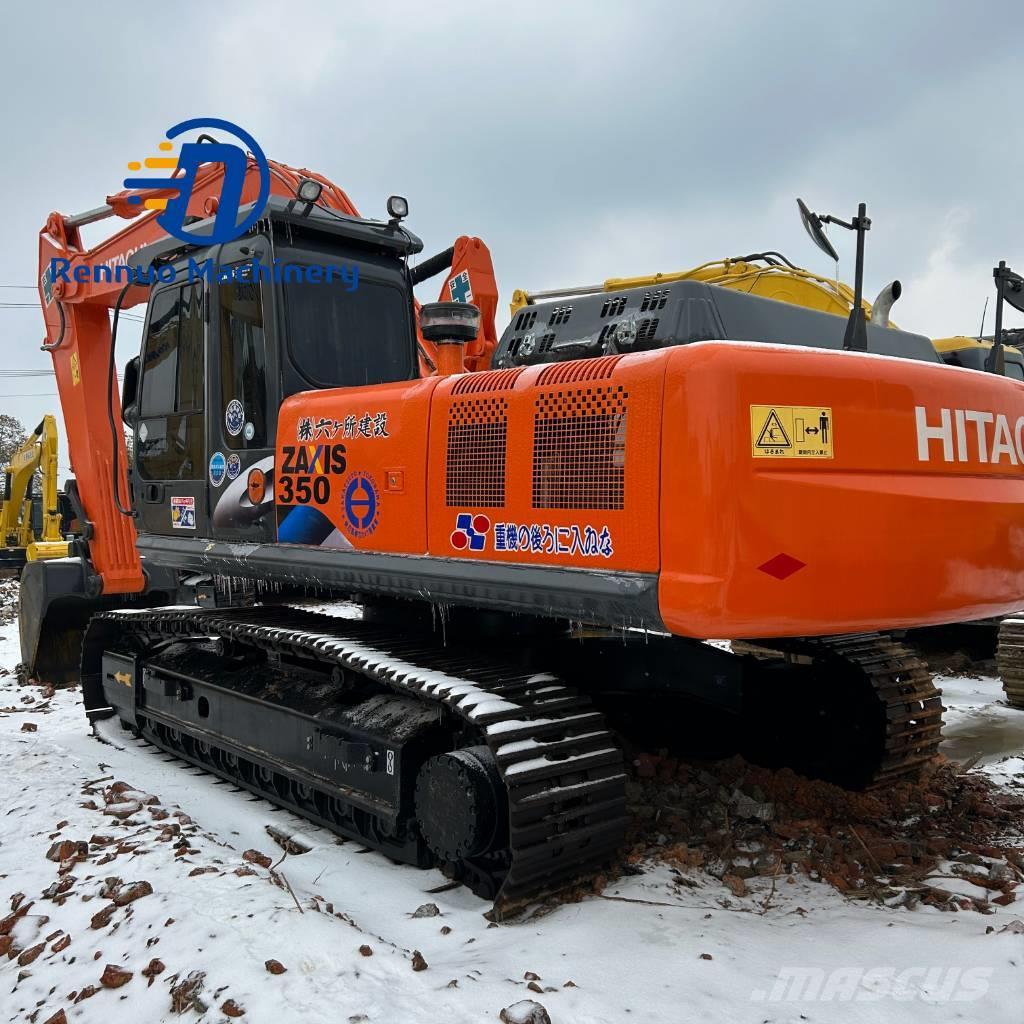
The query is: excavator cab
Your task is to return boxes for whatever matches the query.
[120,196,423,545]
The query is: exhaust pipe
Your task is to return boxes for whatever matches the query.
[870,279,902,327]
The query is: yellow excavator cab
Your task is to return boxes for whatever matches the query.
[933,336,1024,381]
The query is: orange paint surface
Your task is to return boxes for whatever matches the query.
[277,341,1024,639]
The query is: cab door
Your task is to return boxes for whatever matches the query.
[207,258,278,543]
[134,281,208,538]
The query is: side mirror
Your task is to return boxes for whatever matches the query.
[797,198,840,262]
[121,355,140,425]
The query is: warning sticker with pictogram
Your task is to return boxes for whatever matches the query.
[750,405,833,459]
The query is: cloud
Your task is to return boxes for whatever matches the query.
[1,0,1022,476]
[897,207,1023,338]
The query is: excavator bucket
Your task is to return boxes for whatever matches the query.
[18,559,102,686]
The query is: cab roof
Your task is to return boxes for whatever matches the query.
[130,195,423,271]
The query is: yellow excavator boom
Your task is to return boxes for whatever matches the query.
[511,256,1024,372]
[0,414,68,574]
[510,256,873,320]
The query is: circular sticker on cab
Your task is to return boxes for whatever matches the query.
[209,451,227,487]
[226,453,242,480]
[343,472,380,538]
[247,467,266,505]
[225,399,245,437]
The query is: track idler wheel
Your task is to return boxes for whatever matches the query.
[414,746,508,864]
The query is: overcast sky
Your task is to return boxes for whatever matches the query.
[1,1,1021,475]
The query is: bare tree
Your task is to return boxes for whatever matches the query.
[0,414,28,472]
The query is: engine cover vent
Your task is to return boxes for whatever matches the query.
[536,355,622,386]
[600,296,627,318]
[637,317,660,341]
[640,289,669,312]
[532,385,627,510]
[446,398,508,508]
[451,368,525,395]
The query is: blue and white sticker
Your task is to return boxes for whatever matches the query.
[225,399,245,437]
[448,269,473,304]
[209,451,227,487]
[226,453,242,481]
[243,422,255,441]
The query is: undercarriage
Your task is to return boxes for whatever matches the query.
[81,602,944,914]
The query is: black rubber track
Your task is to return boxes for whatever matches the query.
[88,606,629,919]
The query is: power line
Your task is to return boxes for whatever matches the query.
[0,301,146,322]
[0,370,123,379]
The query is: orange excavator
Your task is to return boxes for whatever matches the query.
[21,137,1024,914]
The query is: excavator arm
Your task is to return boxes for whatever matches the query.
[37,152,497,597]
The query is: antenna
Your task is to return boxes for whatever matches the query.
[796,199,872,351]
[978,295,989,341]
[985,261,1024,373]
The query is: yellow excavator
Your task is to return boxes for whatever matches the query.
[0,414,70,577]
[511,253,1024,373]
[510,198,1023,374]
[508,204,1024,679]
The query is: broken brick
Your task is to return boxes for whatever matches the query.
[141,958,165,986]
[100,964,133,989]
[18,943,45,966]
[112,881,152,907]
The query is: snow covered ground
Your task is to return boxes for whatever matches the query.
[1,615,1022,1024]
[939,671,1024,769]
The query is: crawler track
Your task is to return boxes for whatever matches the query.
[85,606,628,918]
[738,632,944,787]
[997,617,1024,709]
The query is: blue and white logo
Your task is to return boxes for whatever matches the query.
[209,451,227,487]
[226,453,242,480]
[343,472,380,538]
[122,118,270,246]
[225,399,245,437]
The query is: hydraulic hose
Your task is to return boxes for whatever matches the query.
[108,282,135,517]
[411,247,455,286]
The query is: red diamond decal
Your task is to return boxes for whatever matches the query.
[757,553,806,580]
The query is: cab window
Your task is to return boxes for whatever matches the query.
[219,276,268,449]
[137,284,205,480]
